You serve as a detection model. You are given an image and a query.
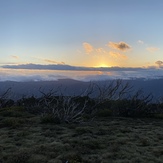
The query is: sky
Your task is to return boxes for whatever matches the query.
[1,0,163,81]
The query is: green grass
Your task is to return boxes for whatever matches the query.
[0,107,163,163]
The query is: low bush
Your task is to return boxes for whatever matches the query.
[5,149,31,163]
[153,113,163,119]
[0,106,27,117]
[1,117,27,128]
[96,108,113,117]
[40,114,61,124]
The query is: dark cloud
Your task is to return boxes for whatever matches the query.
[109,42,131,51]
[1,63,148,72]
[2,63,78,70]
[155,60,163,67]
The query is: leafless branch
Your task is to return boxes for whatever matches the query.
[0,88,11,108]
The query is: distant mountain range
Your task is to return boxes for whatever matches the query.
[0,78,163,101]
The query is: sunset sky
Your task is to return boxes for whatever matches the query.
[0,0,163,81]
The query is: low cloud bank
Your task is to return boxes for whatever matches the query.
[2,63,146,71]
[1,64,163,82]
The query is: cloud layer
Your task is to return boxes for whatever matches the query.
[2,63,144,71]
[1,63,163,81]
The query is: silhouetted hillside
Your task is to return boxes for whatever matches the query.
[0,78,163,100]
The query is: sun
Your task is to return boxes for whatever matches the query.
[97,63,109,68]
[93,61,112,68]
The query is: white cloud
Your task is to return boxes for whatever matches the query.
[137,40,144,44]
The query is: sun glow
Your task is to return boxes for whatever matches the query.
[97,63,109,68]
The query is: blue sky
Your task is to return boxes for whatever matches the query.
[0,0,163,81]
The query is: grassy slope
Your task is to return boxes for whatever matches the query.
[0,107,163,163]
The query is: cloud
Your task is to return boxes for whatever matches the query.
[33,57,65,65]
[0,68,68,82]
[108,41,131,51]
[109,51,127,59]
[11,55,19,59]
[1,63,147,72]
[138,40,144,44]
[44,59,58,64]
[83,42,94,54]
[95,48,107,54]
[2,63,79,70]
[155,60,163,68]
[1,66,163,82]
[44,59,65,65]
[146,47,159,53]
[0,62,19,65]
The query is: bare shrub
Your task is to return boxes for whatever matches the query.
[0,88,14,108]
[39,89,89,123]
[94,79,133,103]
[110,89,153,117]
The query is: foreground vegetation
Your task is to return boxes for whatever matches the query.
[0,80,163,162]
[0,106,163,163]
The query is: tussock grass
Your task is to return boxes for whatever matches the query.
[0,107,163,163]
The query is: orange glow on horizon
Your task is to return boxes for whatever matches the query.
[95,63,110,68]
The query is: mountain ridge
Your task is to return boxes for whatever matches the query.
[0,78,163,101]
